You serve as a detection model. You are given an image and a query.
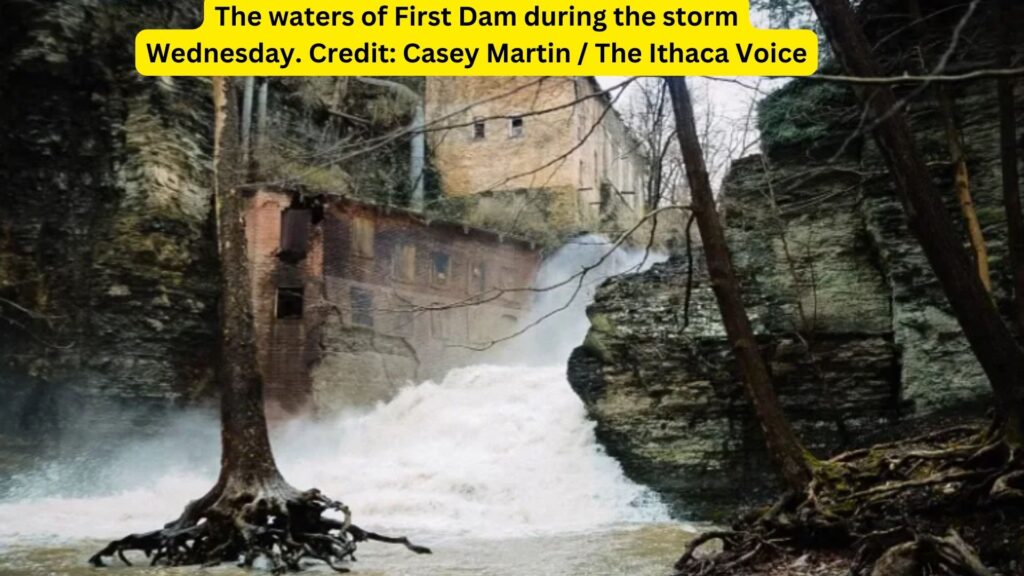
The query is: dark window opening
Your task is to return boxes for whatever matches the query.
[509,116,524,138]
[473,118,486,140]
[350,287,374,327]
[279,208,311,263]
[599,181,614,219]
[432,252,450,285]
[276,287,304,320]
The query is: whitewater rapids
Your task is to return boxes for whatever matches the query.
[0,234,674,553]
[0,364,666,547]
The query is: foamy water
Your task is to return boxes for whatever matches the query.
[277,364,668,537]
[0,235,673,552]
[0,364,667,547]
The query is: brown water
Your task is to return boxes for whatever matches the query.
[0,524,692,576]
[0,241,690,575]
[0,365,689,575]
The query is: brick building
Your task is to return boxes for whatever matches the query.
[244,188,541,414]
[425,76,647,234]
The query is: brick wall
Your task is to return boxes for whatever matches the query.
[245,189,542,414]
[425,76,647,232]
[321,201,541,373]
[246,192,323,416]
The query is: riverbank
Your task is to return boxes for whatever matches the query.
[2,524,692,575]
[674,423,1023,576]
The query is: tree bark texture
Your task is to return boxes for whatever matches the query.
[212,76,286,486]
[996,0,1024,333]
[807,0,1024,442]
[666,76,812,490]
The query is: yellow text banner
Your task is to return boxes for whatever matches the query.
[136,0,819,76]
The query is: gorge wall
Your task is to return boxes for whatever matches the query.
[0,1,422,472]
[569,0,1024,519]
[0,2,221,466]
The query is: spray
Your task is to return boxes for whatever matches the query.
[0,234,669,546]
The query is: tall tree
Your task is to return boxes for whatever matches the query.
[905,0,991,292]
[807,0,1024,442]
[996,0,1024,332]
[89,78,428,571]
[937,86,991,291]
[666,77,812,491]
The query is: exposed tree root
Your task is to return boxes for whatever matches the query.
[90,483,430,573]
[673,423,1024,576]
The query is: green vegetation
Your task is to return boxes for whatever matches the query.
[757,77,857,158]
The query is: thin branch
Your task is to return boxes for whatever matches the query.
[805,65,1024,85]
[449,205,690,351]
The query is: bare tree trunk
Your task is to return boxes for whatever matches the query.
[211,76,288,487]
[254,78,269,177]
[937,87,990,292]
[240,77,254,178]
[666,77,812,491]
[996,0,1024,332]
[89,78,429,571]
[808,0,1024,443]
[906,0,991,292]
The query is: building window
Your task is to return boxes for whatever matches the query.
[432,252,450,285]
[279,208,311,263]
[470,262,487,293]
[509,116,524,138]
[350,287,374,327]
[393,243,417,282]
[352,216,375,259]
[599,181,613,217]
[473,118,486,140]
[276,287,304,320]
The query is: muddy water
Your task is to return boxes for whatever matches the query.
[0,238,692,575]
[0,524,692,575]
[0,364,693,574]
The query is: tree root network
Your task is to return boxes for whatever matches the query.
[673,423,1024,576]
[89,483,430,573]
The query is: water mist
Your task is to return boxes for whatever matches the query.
[0,234,669,549]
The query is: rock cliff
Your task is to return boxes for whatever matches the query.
[569,0,1024,519]
[0,1,423,469]
[0,2,221,460]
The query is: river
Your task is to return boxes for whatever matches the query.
[0,237,696,574]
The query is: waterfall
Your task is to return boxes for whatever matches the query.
[0,234,669,547]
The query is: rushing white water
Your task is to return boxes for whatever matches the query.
[0,234,670,550]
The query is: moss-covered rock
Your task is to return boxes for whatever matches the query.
[0,1,427,468]
[569,0,1023,520]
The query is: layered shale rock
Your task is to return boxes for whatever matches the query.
[0,2,220,461]
[0,1,421,470]
[569,0,1024,519]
